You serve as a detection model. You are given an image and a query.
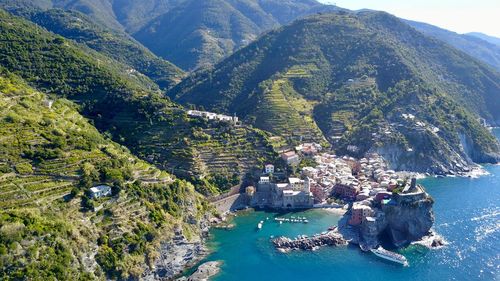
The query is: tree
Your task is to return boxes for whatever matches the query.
[79,162,99,188]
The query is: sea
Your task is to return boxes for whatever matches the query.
[201,128,500,281]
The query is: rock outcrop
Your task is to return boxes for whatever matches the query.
[177,261,221,281]
[358,186,434,249]
[143,216,212,281]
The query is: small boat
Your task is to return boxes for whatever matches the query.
[303,220,309,223]
[257,222,263,229]
[370,247,409,266]
[279,221,283,225]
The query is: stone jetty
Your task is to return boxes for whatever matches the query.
[272,231,347,252]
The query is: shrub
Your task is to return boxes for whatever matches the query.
[15,162,33,175]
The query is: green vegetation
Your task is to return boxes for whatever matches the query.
[407,20,500,72]
[0,71,208,279]
[0,210,90,280]
[23,9,184,89]
[170,11,500,172]
[0,9,276,194]
[252,78,325,144]
[134,0,339,70]
[0,0,342,70]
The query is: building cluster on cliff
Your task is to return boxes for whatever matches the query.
[250,144,425,217]
[187,110,239,125]
[243,143,432,249]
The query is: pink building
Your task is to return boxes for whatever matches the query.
[281,151,300,166]
[333,183,359,200]
[349,205,373,225]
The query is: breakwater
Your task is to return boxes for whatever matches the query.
[272,231,347,251]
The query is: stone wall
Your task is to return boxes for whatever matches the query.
[212,193,248,213]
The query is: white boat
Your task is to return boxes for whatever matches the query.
[370,247,409,266]
[257,222,262,229]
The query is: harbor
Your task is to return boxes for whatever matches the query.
[201,155,500,280]
[274,216,309,224]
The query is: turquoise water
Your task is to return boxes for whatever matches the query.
[203,129,500,281]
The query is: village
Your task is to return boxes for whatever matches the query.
[247,142,426,231]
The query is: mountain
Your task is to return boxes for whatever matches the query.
[17,8,184,89]
[0,9,275,194]
[466,32,500,47]
[0,69,207,279]
[0,0,119,32]
[406,20,500,71]
[110,0,183,32]
[0,0,341,70]
[134,0,340,70]
[0,0,184,32]
[169,11,500,174]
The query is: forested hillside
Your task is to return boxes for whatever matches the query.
[0,70,208,279]
[170,11,500,174]
[23,9,185,89]
[0,0,340,70]
[0,9,275,194]
[134,0,340,69]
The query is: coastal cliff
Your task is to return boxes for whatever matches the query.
[358,186,435,249]
[373,125,500,176]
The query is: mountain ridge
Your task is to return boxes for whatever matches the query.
[467,32,500,47]
[21,8,185,89]
[406,19,500,72]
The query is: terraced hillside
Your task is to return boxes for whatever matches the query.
[0,10,276,192]
[0,71,208,279]
[170,11,500,174]
[111,110,277,195]
[253,78,325,144]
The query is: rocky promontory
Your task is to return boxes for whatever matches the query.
[357,185,435,249]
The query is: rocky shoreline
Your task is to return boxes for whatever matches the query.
[177,261,222,281]
[142,236,209,281]
[410,231,447,249]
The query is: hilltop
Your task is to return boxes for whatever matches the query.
[169,11,500,174]
[467,32,500,47]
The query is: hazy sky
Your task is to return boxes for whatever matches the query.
[318,0,500,37]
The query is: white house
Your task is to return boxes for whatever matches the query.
[259,176,270,184]
[90,185,112,199]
